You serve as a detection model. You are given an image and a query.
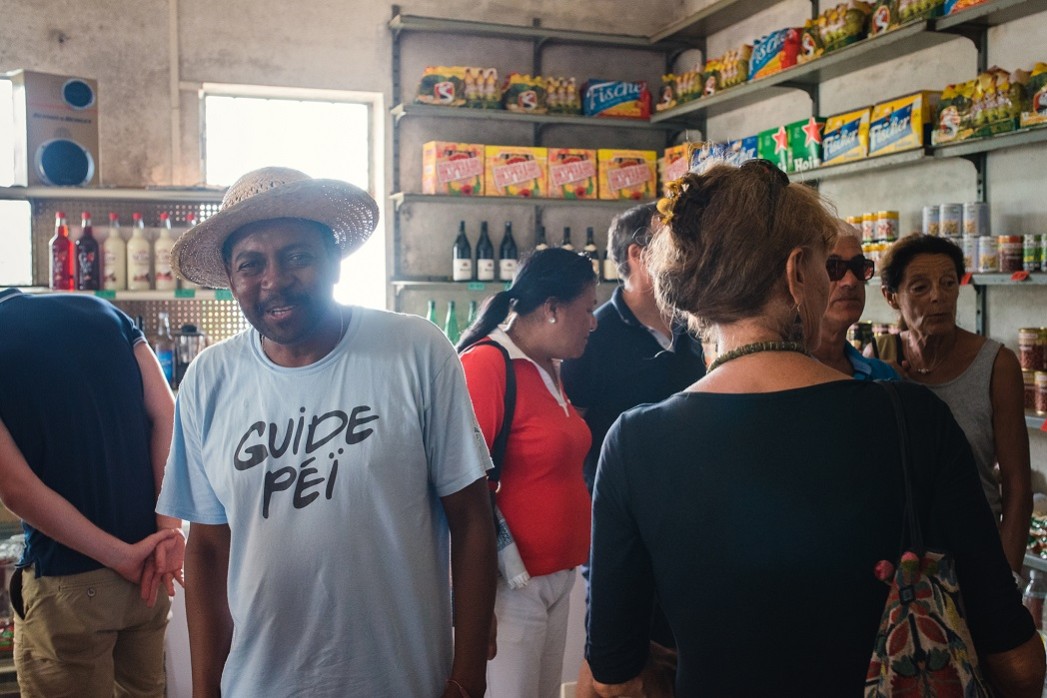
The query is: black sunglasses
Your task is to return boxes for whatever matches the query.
[826,255,875,282]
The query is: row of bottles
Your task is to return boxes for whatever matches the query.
[451,221,617,282]
[426,299,478,345]
[49,210,197,292]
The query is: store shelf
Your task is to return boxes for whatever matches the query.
[12,287,234,301]
[390,193,647,211]
[789,149,930,183]
[391,103,689,130]
[649,0,783,44]
[1027,413,1047,430]
[969,273,1047,285]
[0,185,225,203]
[651,21,953,123]
[394,278,618,291]
[934,0,1047,32]
[933,125,1047,159]
[388,12,672,49]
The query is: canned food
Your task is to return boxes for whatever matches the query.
[1024,234,1042,273]
[998,235,1023,273]
[876,211,899,242]
[1025,369,1037,411]
[940,203,963,237]
[963,201,990,237]
[961,235,978,272]
[1037,371,1047,416]
[1020,328,1046,371]
[922,205,940,236]
[977,236,999,272]
[861,213,876,243]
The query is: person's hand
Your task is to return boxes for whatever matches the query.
[487,613,498,660]
[140,527,186,605]
[110,529,178,600]
[593,676,644,698]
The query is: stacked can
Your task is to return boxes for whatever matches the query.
[1019,328,1047,416]
[1024,234,1042,272]
[921,205,940,236]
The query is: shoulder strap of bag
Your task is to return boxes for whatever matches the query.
[881,381,924,552]
[462,339,516,485]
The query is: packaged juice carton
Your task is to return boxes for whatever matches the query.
[657,74,679,112]
[484,146,547,197]
[421,141,484,195]
[868,90,940,156]
[1021,62,1047,128]
[583,80,651,120]
[823,108,870,165]
[660,144,694,192]
[897,0,944,22]
[546,77,581,115]
[502,74,547,114]
[415,66,467,107]
[687,141,730,174]
[943,0,990,15]
[598,149,657,200]
[748,28,801,81]
[786,117,826,172]
[724,136,758,166]
[757,125,793,171]
[820,2,872,53]
[869,0,899,36]
[932,79,975,144]
[969,67,1023,138]
[547,148,597,199]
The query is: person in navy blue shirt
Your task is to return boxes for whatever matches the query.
[811,223,899,380]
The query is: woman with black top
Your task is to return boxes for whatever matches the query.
[585,162,1044,696]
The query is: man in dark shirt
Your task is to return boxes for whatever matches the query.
[561,202,705,697]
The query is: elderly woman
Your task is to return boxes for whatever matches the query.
[457,248,597,698]
[585,162,1043,696]
[878,234,1031,573]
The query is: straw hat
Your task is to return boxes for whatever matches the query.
[172,167,379,289]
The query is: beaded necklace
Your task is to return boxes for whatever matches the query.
[707,340,808,372]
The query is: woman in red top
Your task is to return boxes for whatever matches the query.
[457,248,597,698]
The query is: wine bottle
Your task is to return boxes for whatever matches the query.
[154,212,177,291]
[560,226,574,251]
[452,221,473,281]
[127,212,152,291]
[153,311,176,387]
[49,211,75,290]
[75,211,101,290]
[534,225,549,252]
[102,212,127,291]
[602,249,619,282]
[476,221,495,281]
[499,221,518,281]
[444,300,460,344]
[467,299,479,327]
[426,299,438,325]
[583,226,600,279]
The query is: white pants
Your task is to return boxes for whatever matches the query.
[486,568,575,698]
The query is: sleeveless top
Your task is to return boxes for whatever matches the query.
[921,339,1002,516]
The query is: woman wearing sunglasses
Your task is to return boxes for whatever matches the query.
[810,221,899,380]
[878,234,1031,574]
[585,162,1043,696]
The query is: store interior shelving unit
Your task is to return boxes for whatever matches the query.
[387,9,691,309]
[0,184,249,342]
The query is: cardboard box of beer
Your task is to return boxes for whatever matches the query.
[421,141,484,195]
[598,149,657,200]
[484,145,548,197]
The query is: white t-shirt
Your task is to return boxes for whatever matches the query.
[157,307,491,697]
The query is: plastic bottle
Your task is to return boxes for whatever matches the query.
[154,212,177,291]
[102,212,127,291]
[153,311,176,387]
[127,213,152,291]
[1023,569,1047,631]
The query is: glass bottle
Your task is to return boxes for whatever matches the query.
[127,212,152,291]
[153,311,176,387]
[444,300,460,344]
[560,226,574,251]
[499,221,518,281]
[583,226,600,279]
[154,212,177,291]
[49,211,74,290]
[102,212,127,291]
[75,211,101,290]
[476,221,495,282]
[534,225,549,252]
[426,299,439,326]
[467,299,478,327]
[602,249,619,282]
[453,221,473,282]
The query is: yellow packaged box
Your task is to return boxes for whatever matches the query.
[484,146,547,198]
[547,148,597,199]
[661,144,694,193]
[598,149,657,200]
[868,91,940,156]
[421,141,484,196]
[822,107,870,165]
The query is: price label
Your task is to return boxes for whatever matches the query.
[215,289,234,301]
[174,288,197,298]
[1011,271,1030,282]
[466,282,485,291]
[94,290,116,299]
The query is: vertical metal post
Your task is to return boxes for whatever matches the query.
[975,284,987,336]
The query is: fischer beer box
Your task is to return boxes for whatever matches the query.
[547,148,597,199]
[823,108,871,165]
[484,146,547,198]
[748,28,801,81]
[421,141,484,196]
[786,116,826,173]
[660,143,694,193]
[583,80,651,120]
[868,91,940,156]
[598,149,657,200]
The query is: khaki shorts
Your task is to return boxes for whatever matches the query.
[13,565,171,698]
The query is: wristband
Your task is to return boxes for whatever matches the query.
[1013,570,1025,589]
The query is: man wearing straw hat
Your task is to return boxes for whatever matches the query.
[156,167,496,698]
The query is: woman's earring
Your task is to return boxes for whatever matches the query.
[548,317,557,324]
